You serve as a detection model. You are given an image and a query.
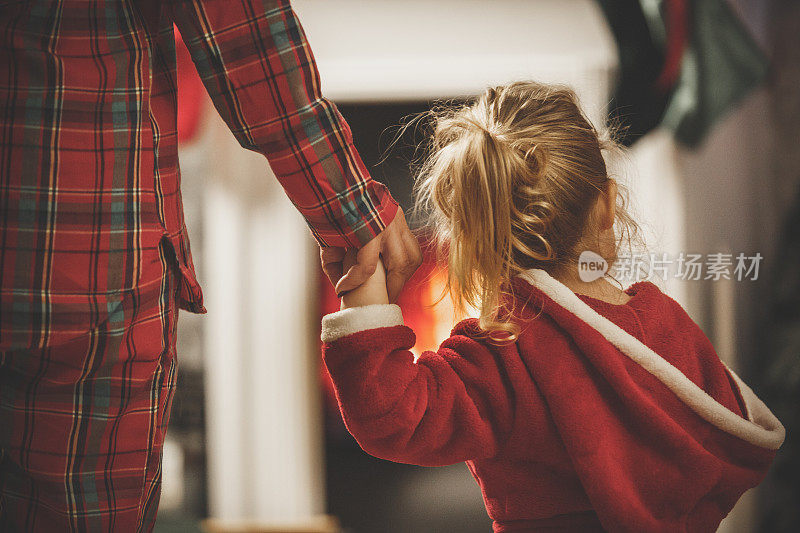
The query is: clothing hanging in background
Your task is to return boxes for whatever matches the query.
[595,0,676,146]
[597,0,768,147]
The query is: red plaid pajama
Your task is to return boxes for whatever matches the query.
[0,243,179,531]
[1,0,398,530]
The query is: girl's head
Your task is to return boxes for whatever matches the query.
[414,81,637,340]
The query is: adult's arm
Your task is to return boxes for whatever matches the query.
[168,0,397,249]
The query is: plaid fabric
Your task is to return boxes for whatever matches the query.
[0,0,398,352]
[0,242,179,532]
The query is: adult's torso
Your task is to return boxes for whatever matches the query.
[0,0,202,351]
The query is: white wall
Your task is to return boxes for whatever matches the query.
[293,0,617,123]
[199,104,325,523]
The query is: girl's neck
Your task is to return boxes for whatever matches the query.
[553,269,631,306]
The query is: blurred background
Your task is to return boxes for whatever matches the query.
[153,1,800,532]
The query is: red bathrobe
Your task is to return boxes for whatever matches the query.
[320,269,784,532]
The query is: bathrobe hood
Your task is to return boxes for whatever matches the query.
[504,269,785,532]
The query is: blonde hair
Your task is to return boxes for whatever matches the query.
[413,81,637,342]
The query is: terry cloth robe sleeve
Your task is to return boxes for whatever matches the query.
[320,304,514,467]
[168,0,398,247]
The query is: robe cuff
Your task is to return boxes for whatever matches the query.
[321,304,404,343]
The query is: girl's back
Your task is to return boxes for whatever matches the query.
[471,272,779,532]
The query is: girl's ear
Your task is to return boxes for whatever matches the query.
[599,179,617,231]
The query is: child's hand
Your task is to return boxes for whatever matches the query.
[340,248,389,309]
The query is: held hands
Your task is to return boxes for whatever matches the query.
[338,248,389,309]
[320,207,422,304]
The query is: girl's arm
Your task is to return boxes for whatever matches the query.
[339,248,389,309]
[322,252,513,466]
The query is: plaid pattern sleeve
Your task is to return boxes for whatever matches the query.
[169,0,399,248]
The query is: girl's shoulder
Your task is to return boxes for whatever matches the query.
[447,312,559,350]
[450,317,482,338]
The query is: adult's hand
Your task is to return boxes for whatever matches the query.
[320,208,422,303]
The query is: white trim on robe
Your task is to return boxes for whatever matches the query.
[518,268,785,451]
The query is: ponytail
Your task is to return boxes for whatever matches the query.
[414,81,639,342]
